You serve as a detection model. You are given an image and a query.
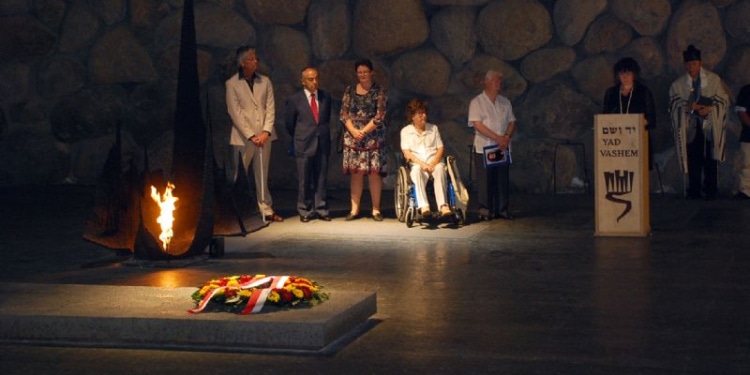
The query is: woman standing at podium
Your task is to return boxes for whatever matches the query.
[602,57,657,169]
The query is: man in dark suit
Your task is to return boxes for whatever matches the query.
[284,67,332,222]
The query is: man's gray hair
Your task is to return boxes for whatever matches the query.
[235,46,256,67]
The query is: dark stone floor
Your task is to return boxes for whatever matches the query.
[0,185,748,374]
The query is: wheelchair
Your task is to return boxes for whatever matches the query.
[394,155,470,227]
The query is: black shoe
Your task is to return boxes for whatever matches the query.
[497,212,514,220]
[319,215,332,221]
[686,190,702,199]
[372,212,383,221]
[345,212,359,221]
[734,192,750,200]
[300,215,311,222]
[478,208,492,221]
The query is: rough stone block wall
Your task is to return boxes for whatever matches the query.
[1,0,749,196]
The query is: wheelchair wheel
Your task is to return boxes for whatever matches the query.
[405,207,414,228]
[394,166,409,222]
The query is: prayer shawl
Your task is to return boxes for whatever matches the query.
[668,67,730,174]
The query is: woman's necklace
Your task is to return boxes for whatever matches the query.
[619,85,633,114]
[359,83,372,93]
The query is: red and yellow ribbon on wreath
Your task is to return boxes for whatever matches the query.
[188,274,328,315]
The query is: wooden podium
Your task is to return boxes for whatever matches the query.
[594,114,650,237]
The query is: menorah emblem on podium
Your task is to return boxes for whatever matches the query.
[604,169,635,222]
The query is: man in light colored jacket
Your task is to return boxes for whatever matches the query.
[225,46,282,222]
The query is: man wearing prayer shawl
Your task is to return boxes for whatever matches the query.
[669,45,730,199]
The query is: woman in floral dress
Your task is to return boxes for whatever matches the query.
[339,59,388,221]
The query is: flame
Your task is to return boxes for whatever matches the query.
[150,182,178,251]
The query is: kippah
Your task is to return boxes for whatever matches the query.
[683,45,701,62]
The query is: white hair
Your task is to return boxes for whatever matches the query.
[236,47,256,67]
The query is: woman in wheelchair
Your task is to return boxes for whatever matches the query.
[400,99,452,218]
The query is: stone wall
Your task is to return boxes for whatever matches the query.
[1,0,750,196]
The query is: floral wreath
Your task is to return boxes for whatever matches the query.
[189,274,329,315]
